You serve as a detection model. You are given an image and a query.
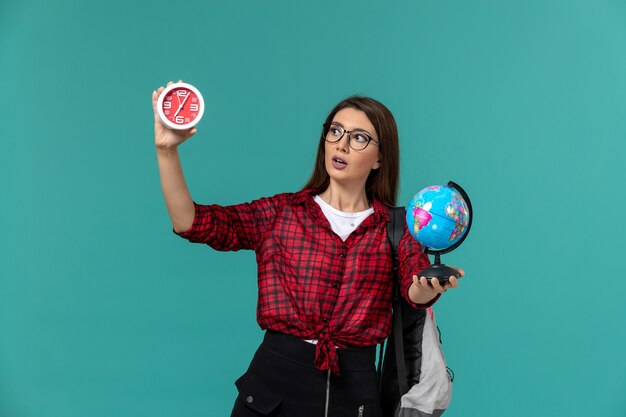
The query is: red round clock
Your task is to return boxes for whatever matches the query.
[156,82,205,130]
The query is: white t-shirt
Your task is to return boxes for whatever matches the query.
[313,195,374,241]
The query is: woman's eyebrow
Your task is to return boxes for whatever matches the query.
[331,121,373,135]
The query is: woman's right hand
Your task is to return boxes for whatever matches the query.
[152,80,197,150]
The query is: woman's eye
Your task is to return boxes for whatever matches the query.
[330,126,342,136]
[354,133,369,143]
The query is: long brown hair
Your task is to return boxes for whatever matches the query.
[302,96,400,207]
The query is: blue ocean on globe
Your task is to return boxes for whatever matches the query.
[406,185,470,251]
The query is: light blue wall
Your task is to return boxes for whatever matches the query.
[1,1,625,416]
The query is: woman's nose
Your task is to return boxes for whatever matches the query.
[336,134,350,152]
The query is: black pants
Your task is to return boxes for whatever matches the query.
[231,330,382,417]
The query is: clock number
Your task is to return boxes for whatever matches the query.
[190,104,199,112]
[176,116,184,124]
[178,90,188,97]
[163,101,171,109]
[192,98,198,103]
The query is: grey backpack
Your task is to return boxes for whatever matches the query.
[378,207,453,417]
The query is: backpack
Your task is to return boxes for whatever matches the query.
[378,207,453,417]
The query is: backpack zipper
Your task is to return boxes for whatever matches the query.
[324,369,331,417]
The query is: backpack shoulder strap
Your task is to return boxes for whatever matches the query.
[379,207,405,379]
[387,207,405,295]
[387,207,409,395]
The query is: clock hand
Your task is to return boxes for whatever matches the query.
[174,92,192,117]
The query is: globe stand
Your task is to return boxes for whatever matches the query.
[419,252,461,285]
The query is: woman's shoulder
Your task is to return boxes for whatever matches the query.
[371,198,391,222]
[247,189,316,209]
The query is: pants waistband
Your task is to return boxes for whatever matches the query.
[263,330,376,372]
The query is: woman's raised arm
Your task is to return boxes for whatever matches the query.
[152,81,197,233]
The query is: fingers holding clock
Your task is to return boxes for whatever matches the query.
[152,83,170,114]
[152,85,167,125]
[153,81,194,149]
[152,81,178,123]
[152,80,202,149]
[152,88,160,115]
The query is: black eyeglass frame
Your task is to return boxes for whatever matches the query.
[322,123,380,151]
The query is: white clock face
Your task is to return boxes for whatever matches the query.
[157,82,205,130]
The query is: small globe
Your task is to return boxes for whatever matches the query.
[406,184,470,251]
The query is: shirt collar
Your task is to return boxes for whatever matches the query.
[291,189,391,225]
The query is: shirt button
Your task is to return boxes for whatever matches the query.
[246,396,253,403]
[332,282,339,289]
[322,317,329,324]
[339,253,345,258]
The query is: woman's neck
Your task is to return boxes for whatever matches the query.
[318,182,371,213]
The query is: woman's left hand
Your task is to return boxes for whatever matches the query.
[412,266,464,295]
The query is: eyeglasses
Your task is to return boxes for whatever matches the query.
[322,123,379,151]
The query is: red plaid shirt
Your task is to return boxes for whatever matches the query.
[176,189,435,374]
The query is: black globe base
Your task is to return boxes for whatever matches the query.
[419,263,461,285]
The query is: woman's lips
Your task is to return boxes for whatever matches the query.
[331,156,347,170]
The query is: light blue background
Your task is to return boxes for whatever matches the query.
[1,1,625,416]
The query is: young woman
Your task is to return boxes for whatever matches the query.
[152,82,462,417]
